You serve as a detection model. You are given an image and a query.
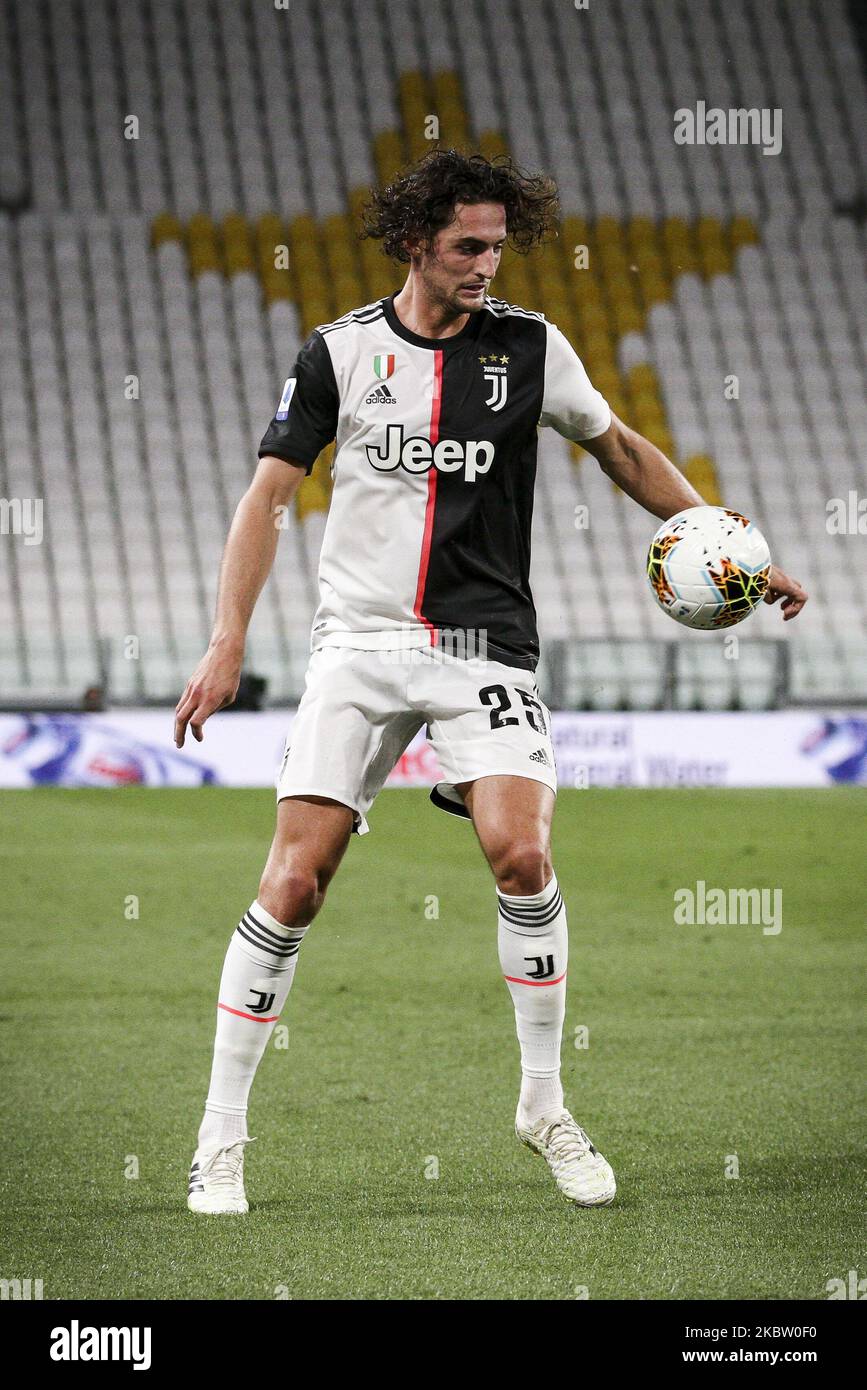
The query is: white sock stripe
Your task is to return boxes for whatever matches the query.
[497,890,563,917]
[497,873,559,907]
[246,905,307,944]
[248,899,293,934]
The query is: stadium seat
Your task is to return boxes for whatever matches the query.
[0,0,864,704]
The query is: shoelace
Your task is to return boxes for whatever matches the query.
[538,1116,595,1169]
[199,1137,256,1190]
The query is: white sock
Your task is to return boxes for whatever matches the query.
[197,900,308,1152]
[497,873,568,1125]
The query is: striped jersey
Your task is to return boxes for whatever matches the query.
[259,292,610,671]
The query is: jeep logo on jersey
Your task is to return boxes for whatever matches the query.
[366,425,494,482]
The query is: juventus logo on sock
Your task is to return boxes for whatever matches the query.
[524,954,555,979]
[216,902,310,1026]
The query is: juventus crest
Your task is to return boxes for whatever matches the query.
[479,355,509,412]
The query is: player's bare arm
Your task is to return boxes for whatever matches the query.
[582,411,703,518]
[583,413,808,621]
[174,456,306,747]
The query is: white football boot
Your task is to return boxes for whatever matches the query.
[187,1137,255,1215]
[516,1109,616,1207]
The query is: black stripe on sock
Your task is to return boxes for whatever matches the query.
[241,913,303,952]
[244,908,304,946]
[236,923,301,959]
[497,893,564,930]
[497,895,566,917]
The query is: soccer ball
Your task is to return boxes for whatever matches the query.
[646,506,772,629]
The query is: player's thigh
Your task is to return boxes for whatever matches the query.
[263,793,355,890]
[258,794,356,927]
[258,793,357,926]
[423,654,557,888]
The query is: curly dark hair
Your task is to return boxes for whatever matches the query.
[359,148,560,263]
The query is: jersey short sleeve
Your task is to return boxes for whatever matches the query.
[258,330,339,474]
[538,320,611,442]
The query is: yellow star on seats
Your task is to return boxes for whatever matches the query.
[479,355,487,363]
[500,354,509,364]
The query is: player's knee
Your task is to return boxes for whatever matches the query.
[493,842,553,896]
[257,866,323,927]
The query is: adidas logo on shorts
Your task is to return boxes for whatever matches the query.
[529,747,551,766]
[365,383,397,405]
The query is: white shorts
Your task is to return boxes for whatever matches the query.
[276,644,557,834]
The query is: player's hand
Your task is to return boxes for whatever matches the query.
[763,565,807,621]
[174,640,243,747]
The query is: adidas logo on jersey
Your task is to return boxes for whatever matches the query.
[367,423,495,482]
[529,747,551,766]
[365,383,397,405]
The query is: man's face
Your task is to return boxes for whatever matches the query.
[411,202,507,317]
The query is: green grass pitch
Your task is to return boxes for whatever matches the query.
[1,786,864,1301]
